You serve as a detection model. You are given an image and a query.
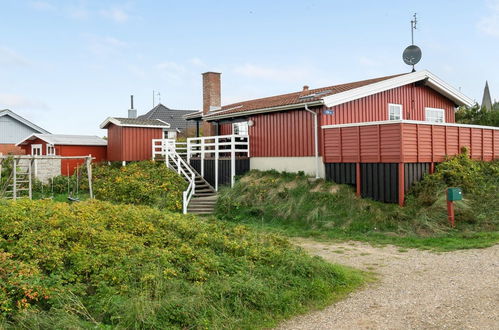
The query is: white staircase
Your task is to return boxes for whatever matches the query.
[153,139,217,214]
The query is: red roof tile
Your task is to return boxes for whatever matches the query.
[204,73,407,119]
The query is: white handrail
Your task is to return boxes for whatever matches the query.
[186,134,250,189]
[152,139,195,214]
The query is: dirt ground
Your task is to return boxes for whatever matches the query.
[277,239,499,330]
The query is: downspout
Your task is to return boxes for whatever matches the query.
[304,104,320,179]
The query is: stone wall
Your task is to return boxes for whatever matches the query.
[3,157,62,184]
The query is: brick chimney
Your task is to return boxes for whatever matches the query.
[202,72,221,136]
[303,85,309,91]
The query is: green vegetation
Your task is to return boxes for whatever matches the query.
[455,103,499,127]
[216,152,499,251]
[0,199,364,329]
[34,161,187,211]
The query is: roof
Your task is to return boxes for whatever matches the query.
[0,109,50,134]
[16,134,107,146]
[100,117,171,129]
[138,104,197,130]
[201,70,474,121]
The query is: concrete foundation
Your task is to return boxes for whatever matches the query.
[249,157,325,178]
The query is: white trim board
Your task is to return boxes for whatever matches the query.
[322,70,474,108]
[99,117,171,129]
[204,101,324,121]
[321,119,499,131]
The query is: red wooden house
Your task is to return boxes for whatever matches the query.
[100,117,171,162]
[186,70,498,205]
[16,134,107,175]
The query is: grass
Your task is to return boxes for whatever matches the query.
[216,169,499,252]
[0,199,366,329]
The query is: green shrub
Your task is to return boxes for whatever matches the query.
[92,161,187,211]
[216,154,499,250]
[0,199,363,328]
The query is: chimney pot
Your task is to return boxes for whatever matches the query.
[128,95,137,118]
[303,85,309,91]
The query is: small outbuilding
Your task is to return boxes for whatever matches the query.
[100,117,170,162]
[17,134,107,175]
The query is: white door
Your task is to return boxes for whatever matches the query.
[31,144,42,155]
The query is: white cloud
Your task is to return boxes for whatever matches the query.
[0,47,30,66]
[189,57,207,67]
[87,36,128,57]
[156,61,186,80]
[100,7,129,23]
[29,1,56,11]
[0,94,48,110]
[478,0,499,37]
[233,63,312,82]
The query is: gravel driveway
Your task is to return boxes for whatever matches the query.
[278,239,499,330]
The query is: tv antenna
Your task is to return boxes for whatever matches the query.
[402,13,422,72]
[152,90,161,107]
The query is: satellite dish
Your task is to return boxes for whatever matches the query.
[403,45,422,66]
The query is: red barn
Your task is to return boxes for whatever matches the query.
[186,70,498,205]
[17,134,107,175]
[100,117,170,162]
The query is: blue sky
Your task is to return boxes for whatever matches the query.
[1,0,498,136]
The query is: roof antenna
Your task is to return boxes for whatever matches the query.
[152,90,161,107]
[403,13,422,72]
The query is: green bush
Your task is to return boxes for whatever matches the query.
[92,161,187,211]
[0,199,362,328]
[216,153,499,250]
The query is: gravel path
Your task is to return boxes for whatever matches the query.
[278,239,499,330]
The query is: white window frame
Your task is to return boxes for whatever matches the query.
[388,103,403,120]
[46,144,56,155]
[232,121,249,136]
[31,144,42,156]
[425,107,445,123]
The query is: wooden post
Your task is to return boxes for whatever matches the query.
[355,163,361,197]
[28,159,32,200]
[398,162,405,206]
[86,155,93,199]
[231,135,236,187]
[214,136,219,191]
[200,138,205,177]
[12,158,17,200]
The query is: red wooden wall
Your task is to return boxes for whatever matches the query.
[248,109,317,157]
[19,138,107,175]
[59,145,107,176]
[320,84,456,126]
[106,124,163,162]
[323,123,499,163]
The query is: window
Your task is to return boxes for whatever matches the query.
[46,144,56,155]
[233,121,249,136]
[31,144,42,156]
[425,108,445,123]
[388,104,402,120]
[163,130,177,140]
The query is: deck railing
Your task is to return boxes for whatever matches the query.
[152,139,195,214]
[187,134,249,189]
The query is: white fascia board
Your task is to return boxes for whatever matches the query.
[99,117,115,129]
[321,70,474,108]
[321,119,499,131]
[155,119,171,128]
[204,100,324,121]
[99,117,170,129]
[15,133,52,146]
